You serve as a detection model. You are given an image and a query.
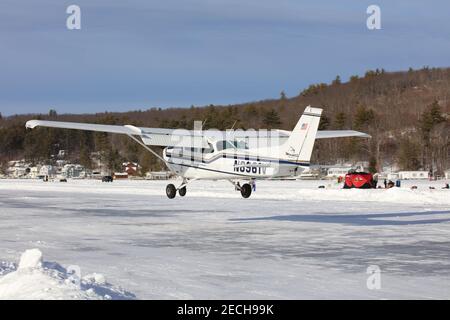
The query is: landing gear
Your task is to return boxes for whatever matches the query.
[178,186,187,197]
[228,180,253,199]
[240,183,252,198]
[166,179,191,199]
[166,184,177,199]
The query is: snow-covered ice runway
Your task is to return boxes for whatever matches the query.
[0,179,449,299]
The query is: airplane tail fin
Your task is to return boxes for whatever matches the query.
[280,106,322,164]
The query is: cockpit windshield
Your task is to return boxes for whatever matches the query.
[233,140,249,150]
[216,140,249,151]
[216,140,236,151]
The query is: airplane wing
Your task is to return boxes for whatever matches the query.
[26,120,138,135]
[25,120,370,148]
[25,120,209,148]
[315,130,371,139]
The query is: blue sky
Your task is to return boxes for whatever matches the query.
[0,0,449,115]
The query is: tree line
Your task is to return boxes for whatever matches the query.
[0,67,449,175]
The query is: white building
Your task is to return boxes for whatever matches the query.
[55,160,67,168]
[398,171,428,180]
[39,165,56,177]
[10,167,28,178]
[387,173,399,181]
[28,166,41,179]
[146,171,172,180]
[7,160,32,178]
[326,165,364,178]
[61,164,86,178]
[298,168,320,180]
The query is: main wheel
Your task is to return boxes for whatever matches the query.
[166,184,176,199]
[240,183,252,198]
[178,186,187,197]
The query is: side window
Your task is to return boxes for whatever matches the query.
[203,143,214,154]
[234,140,248,149]
[216,141,225,151]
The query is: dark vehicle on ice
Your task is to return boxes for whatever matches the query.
[102,176,114,182]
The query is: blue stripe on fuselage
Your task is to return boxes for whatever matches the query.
[165,153,310,167]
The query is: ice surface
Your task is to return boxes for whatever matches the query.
[0,178,449,299]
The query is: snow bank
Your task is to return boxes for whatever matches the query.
[0,249,135,300]
[18,249,42,270]
[279,187,450,205]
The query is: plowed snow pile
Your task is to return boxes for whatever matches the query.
[0,249,135,300]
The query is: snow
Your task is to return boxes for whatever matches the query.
[0,178,449,299]
[18,249,42,270]
[0,248,135,300]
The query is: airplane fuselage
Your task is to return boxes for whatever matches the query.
[163,147,308,180]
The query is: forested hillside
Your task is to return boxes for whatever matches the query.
[1,67,449,175]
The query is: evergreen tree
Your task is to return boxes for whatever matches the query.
[368,156,378,173]
[353,105,375,130]
[263,109,281,128]
[422,100,445,130]
[332,75,341,85]
[79,132,92,169]
[105,148,122,173]
[318,114,330,130]
[419,100,446,170]
[397,138,421,170]
[334,112,346,129]
[48,109,57,118]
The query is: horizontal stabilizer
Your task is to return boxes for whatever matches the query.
[316,130,371,139]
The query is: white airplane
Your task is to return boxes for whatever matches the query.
[26,106,370,199]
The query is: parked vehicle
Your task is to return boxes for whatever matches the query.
[102,176,113,182]
[343,172,374,189]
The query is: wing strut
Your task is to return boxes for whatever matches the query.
[126,134,175,173]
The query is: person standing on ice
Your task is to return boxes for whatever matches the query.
[251,179,256,192]
[372,172,379,188]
